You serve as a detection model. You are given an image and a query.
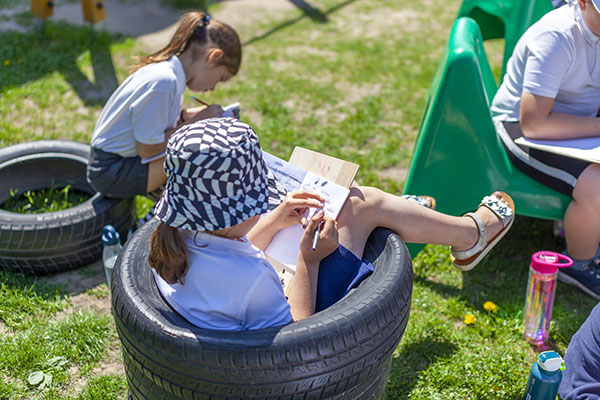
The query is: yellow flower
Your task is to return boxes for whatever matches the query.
[483,301,499,313]
[464,313,476,325]
[3,59,10,66]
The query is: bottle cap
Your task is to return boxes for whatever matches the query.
[102,225,120,246]
[531,251,572,274]
[537,351,565,372]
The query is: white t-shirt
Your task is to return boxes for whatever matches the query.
[491,3,600,122]
[153,230,292,331]
[91,56,186,158]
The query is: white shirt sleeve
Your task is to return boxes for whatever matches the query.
[522,30,573,99]
[242,268,292,330]
[129,89,172,145]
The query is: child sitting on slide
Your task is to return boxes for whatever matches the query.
[148,118,515,330]
[491,0,600,299]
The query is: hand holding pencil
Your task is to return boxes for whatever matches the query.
[299,210,338,263]
[179,96,224,124]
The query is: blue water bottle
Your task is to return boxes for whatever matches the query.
[101,225,122,290]
[523,351,565,400]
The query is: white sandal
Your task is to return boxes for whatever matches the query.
[401,194,436,210]
[450,192,515,271]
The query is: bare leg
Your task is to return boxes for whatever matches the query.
[564,164,600,260]
[336,186,505,259]
[146,157,167,193]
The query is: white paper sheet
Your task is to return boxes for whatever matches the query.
[263,153,350,272]
[515,136,600,163]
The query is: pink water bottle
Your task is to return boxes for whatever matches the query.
[523,251,572,346]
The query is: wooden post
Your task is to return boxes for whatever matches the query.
[30,0,54,19]
[81,0,106,24]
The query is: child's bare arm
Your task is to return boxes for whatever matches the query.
[520,92,600,140]
[286,213,337,322]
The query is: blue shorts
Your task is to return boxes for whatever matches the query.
[316,244,374,312]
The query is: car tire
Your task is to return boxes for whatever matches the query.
[113,218,413,399]
[0,140,136,274]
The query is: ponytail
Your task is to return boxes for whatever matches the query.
[148,222,189,285]
[130,11,242,75]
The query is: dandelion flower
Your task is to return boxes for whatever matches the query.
[464,313,476,325]
[3,60,10,66]
[483,301,499,313]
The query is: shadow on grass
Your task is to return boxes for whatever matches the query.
[386,337,457,398]
[244,0,357,46]
[0,15,125,106]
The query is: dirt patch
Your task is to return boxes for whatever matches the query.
[284,45,338,60]
[44,259,106,296]
[336,81,382,107]
[378,165,409,183]
[337,6,424,38]
[216,0,296,40]
[91,341,125,376]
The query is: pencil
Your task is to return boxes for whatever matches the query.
[312,221,324,251]
[191,96,210,107]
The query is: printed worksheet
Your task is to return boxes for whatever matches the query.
[263,151,350,272]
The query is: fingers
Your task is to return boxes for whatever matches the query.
[286,191,324,214]
[288,191,324,202]
[305,210,324,233]
[319,216,337,237]
[287,197,323,210]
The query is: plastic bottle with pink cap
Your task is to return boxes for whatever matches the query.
[523,251,572,346]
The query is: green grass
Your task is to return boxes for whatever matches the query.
[0,0,596,399]
[2,184,90,214]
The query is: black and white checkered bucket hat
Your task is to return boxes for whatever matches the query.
[153,118,287,231]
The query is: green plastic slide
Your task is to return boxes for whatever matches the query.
[457,0,552,73]
[403,17,570,256]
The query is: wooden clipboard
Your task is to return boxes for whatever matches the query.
[288,146,360,189]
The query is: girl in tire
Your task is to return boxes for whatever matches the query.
[148,118,515,330]
[87,11,241,201]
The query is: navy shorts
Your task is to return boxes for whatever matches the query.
[315,244,374,312]
[87,147,149,198]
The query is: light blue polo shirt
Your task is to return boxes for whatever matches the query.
[492,3,600,121]
[91,56,186,158]
[153,230,293,331]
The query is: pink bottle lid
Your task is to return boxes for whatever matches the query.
[531,251,573,274]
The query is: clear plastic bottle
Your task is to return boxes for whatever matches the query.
[102,225,122,290]
[523,251,572,346]
[523,351,565,400]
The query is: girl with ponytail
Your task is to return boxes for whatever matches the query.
[87,11,241,202]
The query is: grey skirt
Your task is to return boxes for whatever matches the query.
[87,147,149,198]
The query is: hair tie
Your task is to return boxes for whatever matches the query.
[202,14,210,26]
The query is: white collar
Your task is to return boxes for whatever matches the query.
[574,3,600,44]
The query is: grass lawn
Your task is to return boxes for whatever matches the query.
[0,0,597,399]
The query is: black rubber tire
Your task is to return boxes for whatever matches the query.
[0,140,136,274]
[112,218,413,399]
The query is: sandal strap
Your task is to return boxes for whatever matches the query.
[480,195,513,228]
[451,212,487,260]
[402,194,432,209]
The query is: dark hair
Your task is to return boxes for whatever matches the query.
[131,11,242,75]
[148,222,190,285]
